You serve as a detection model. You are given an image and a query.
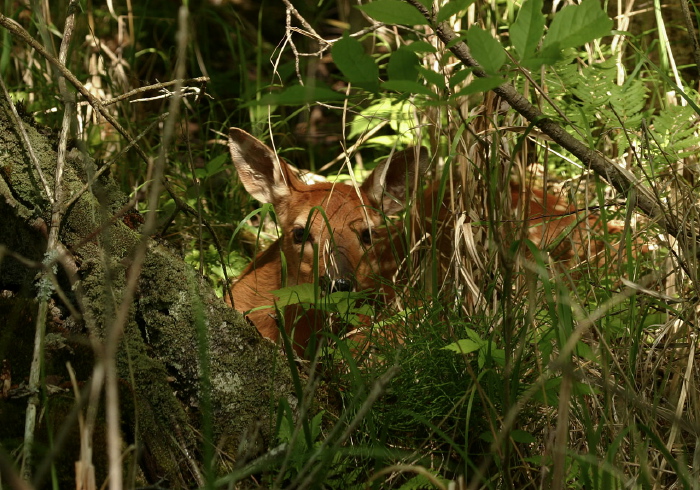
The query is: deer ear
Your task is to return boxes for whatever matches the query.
[228,128,294,204]
[361,146,429,215]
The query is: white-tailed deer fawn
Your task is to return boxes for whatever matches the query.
[227,128,613,356]
[227,128,428,355]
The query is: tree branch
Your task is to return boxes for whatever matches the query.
[405,0,693,245]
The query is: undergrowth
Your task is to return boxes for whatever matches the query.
[1,0,699,488]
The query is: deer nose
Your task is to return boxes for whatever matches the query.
[329,278,354,293]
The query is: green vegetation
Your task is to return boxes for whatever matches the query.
[1,0,699,488]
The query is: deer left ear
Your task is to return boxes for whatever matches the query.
[361,146,429,215]
[228,128,299,205]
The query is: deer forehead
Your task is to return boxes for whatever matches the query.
[284,183,379,229]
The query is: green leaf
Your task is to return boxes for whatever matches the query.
[466,26,506,75]
[201,153,228,178]
[381,80,436,97]
[273,283,317,307]
[254,84,344,106]
[403,40,437,53]
[443,339,482,354]
[448,68,472,88]
[436,0,474,23]
[480,431,494,443]
[511,430,537,444]
[510,0,545,60]
[349,99,394,138]
[356,0,429,26]
[388,47,420,81]
[417,66,445,87]
[532,377,561,407]
[332,35,379,91]
[520,43,563,70]
[542,0,613,50]
[486,347,505,367]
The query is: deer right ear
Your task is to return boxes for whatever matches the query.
[362,146,429,215]
[228,128,292,203]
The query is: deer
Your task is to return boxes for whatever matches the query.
[226,128,428,356]
[226,128,616,357]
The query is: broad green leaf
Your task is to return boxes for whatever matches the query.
[443,339,482,354]
[348,97,392,139]
[273,283,317,307]
[573,381,598,396]
[542,0,613,50]
[511,430,537,444]
[436,0,474,23]
[520,43,563,70]
[381,80,436,97]
[448,68,472,88]
[255,84,344,106]
[332,35,379,91]
[388,47,420,81]
[574,340,596,362]
[417,66,445,87]
[480,431,494,443]
[403,40,437,53]
[466,26,506,75]
[511,0,545,60]
[349,99,394,138]
[487,347,505,367]
[356,0,429,26]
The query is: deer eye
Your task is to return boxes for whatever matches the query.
[292,226,310,245]
[360,228,372,246]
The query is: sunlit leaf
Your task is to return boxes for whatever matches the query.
[443,339,482,354]
[542,0,613,50]
[466,26,506,75]
[403,40,437,53]
[452,76,504,96]
[511,0,545,60]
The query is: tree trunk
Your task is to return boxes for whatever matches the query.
[0,99,295,487]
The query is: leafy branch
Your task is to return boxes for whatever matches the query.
[403,0,695,248]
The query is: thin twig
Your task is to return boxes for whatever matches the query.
[19,1,79,481]
[83,77,209,107]
[679,0,700,79]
